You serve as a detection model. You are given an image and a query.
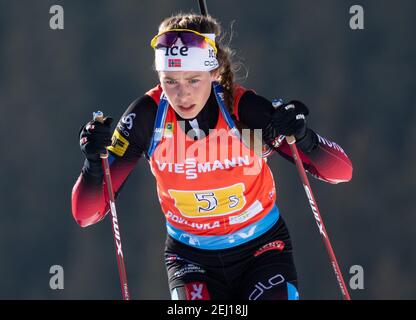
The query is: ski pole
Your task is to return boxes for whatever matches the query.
[272,100,351,300]
[198,0,208,16]
[93,111,131,300]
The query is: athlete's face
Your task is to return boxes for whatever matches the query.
[159,71,218,119]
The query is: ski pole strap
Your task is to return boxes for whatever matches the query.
[147,92,169,158]
[212,81,241,140]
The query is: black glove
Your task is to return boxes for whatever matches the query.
[79,117,114,162]
[265,100,309,143]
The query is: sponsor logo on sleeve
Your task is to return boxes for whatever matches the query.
[121,113,136,130]
[108,130,130,157]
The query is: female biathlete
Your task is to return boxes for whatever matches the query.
[72,13,353,300]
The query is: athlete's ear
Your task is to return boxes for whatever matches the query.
[210,69,220,81]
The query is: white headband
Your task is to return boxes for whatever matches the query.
[154,33,219,72]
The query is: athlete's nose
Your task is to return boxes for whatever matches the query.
[176,83,191,99]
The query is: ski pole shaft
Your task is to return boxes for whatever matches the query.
[93,111,131,300]
[272,101,351,300]
[285,135,351,300]
[198,0,209,16]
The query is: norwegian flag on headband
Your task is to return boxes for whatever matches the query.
[168,59,182,68]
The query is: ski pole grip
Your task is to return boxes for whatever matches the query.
[93,110,104,123]
[286,135,296,145]
[271,98,297,145]
[92,111,109,159]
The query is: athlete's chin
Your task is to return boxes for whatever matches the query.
[178,112,198,119]
[175,104,201,119]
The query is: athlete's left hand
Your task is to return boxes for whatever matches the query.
[265,100,309,141]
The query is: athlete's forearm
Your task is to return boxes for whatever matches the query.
[71,154,140,227]
[71,169,107,228]
[277,130,353,184]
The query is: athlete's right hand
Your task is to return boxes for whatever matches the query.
[79,117,114,162]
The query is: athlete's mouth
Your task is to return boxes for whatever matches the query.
[177,104,196,113]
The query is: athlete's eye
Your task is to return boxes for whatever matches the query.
[165,79,177,85]
[189,79,200,84]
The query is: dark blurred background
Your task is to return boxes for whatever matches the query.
[0,0,414,299]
